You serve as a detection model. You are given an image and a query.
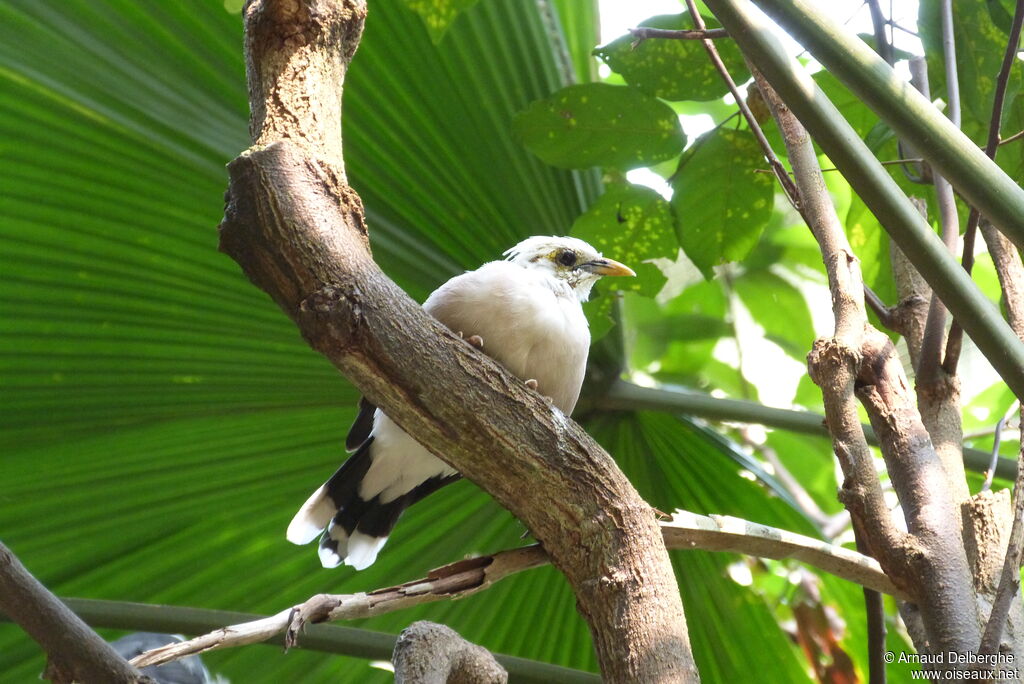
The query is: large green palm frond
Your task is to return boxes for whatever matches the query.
[1,0,836,680]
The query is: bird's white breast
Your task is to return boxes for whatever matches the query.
[423,260,591,413]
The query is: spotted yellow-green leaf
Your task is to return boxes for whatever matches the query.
[594,13,749,102]
[583,293,616,343]
[513,83,685,170]
[672,128,774,278]
[846,192,897,314]
[571,182,677,297]
[403,0,479,42]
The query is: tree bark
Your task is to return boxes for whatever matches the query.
[392,621,507,684]
[752,71,983,668]
[224,1,698,681]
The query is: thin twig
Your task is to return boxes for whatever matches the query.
[866,0,894,65]
[910,53,960,384]
[680,0,801,210]
[887,20,918,37]
[982,401,1019,492]
[628,27,727,42]
[754,158,925,175]
[854,527,887,684]
[130,512,905,669]
[867,0,927,184]
[939,0,962,128]
[999,129,1024,147]
[864,284,897,331]
[864,586,888,684]
[945,0,1024,373]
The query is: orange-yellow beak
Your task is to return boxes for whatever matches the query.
[582,257,636,277]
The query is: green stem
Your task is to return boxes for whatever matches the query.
[1,599,600,684]
[748,0,1024,249]
[598,381,1015,480]
[702,0,1024,402]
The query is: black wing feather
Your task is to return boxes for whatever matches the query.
[345,396,377,451]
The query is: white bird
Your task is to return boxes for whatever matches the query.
[286,236,635,570]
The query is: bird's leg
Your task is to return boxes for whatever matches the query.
[524,379,539,390]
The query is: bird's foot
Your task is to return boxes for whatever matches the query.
[525,378,539,390]
[653,507,672,521]
[466,334,484,349]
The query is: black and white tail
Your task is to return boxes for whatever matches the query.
[287,436,459,570]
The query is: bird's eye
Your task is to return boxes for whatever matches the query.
[557,250,577,267]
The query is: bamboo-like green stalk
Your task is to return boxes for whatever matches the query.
[0,599,600,684]
[751,0,1024,249]
[597,381,1015,479]
[702,0,1024,402]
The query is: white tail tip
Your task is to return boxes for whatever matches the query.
[287,485,335,545]
[343,532,388,571]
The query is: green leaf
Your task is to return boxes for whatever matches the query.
[0,0,604,679]
[814,71,879,139]
[763,70,881,154]
[733,269,815,359]
[764,431,843,516]
[403,0,479,42]
[672,127,774,278]
[846,193,898,314]
[594,13,749,102]
[513,83,685,170]
[582,293,616,343]
[571,182,678,297]
[625,284,730,382]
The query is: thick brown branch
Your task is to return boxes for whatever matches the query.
[752,70,983,657]
[890,197,932,370]
[902,58,969,504]
[245,0,365,163]
[224,138,696,682]
[393,622,507,684]
[0,543,152,684]
[751,69,911,577]
[226,2,697,681]
[856,333,982,652]
[978,215,1024,654]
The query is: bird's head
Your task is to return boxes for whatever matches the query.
[503,235,635,300]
